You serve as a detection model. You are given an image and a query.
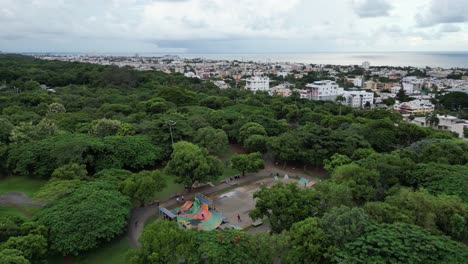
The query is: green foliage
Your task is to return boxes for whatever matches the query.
[365,188,468,241]
[34,179,84,202]
[127,220,193,264]
[243,134,268,153]
[439,91,468,110]
[0,117,14,143]
[238,122,267,143]
[323,154,351,174]
[286,217,333,264]
[250,183,318,233]
[193,127,228,154]
[120,170,167,206]
[51,163,88,180]
[89,118,123,137]
[333,164,381,204]
[35,182,131,255]
[47,103,66,115]
[188,229,254,264]
[230,152,264,176]
[0,234,48,263]
[319,206,370,247]
[0,249,29,264]
[334,223,468,263]
[165,141,223,191]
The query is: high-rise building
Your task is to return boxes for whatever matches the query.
[245,76,270,92]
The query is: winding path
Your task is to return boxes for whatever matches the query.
[127,162,325,247]
[0,192,45,207]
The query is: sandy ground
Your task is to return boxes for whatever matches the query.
[213,177,298,229]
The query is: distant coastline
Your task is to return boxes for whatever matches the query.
[18,51,468,68]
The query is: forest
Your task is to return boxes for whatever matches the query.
[0,54,467,263]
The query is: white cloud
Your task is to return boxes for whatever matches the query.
[352,0,392,18]
[416,0,468,27]
[0,0,467,52]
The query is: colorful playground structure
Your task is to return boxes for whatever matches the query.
[159,194,227,231]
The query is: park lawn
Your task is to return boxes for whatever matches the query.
[0,205,30,220]
[153,174,185,200]
[0,176,47,197]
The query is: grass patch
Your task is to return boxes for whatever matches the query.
[153,174,185,201]
[0,206,30,220]
[0,176,47,197]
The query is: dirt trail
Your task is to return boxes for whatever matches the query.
[0,192,45,207]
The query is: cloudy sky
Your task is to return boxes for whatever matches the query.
[0,0,467,53]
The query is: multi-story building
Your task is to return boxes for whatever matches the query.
[341,90,374,108]
[411,115,468,139]
[305,80,344,101]
[393,99,434,115]
[245,76,270,92]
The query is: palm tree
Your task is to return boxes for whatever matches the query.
[425,112,439,128]
[335,95,346,115]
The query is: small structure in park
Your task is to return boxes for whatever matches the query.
[159,194,227,231]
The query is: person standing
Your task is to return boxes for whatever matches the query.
[176,197,180,203]
[237,214,241,223]
[181,195,185,202]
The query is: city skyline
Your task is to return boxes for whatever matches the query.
[1,0,468,53]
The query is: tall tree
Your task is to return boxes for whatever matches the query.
[231,152,264,176]
[35,182,130,256]
[120,170,167,206]
[165,141,223,192]
[193,127,228,155]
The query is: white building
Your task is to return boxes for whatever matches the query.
[341,90,374,108]
[213,80,230,89]
[245,76,270,92]
[348,77,364,87]
[305,80,344,101]
[411,115,468,139]
[393,99,434,115]
[362,61,371,69]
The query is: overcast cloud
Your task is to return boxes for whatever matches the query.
[0,0,467,53]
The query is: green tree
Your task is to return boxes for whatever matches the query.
[250,183,318,233]
[334,223,468,263]
[0,118,14,143]
[188,229,254,264]
[51,163,88,180]
[323,154,352,174]
[89,118,122,137]
[0,249,29,264]
[34,179,84,202]
[120,170,167,206]
[193,127,228,155]
[0,234,47,263]
[319,206,370,247]
[127,220,193,264]
[425,112,440,128]
[231,152,264,176]
[47,103,66,115]
[396,87,410,102]
[238,122,267,143]
[332,164,381,204]
[35,182,130,255]
[165,141,223,192]
[286,217,333,264]
[243,134,268,153]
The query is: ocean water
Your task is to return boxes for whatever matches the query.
[29,51,468,68]
[174,52,468,68]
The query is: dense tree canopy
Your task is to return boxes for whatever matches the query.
[35,182,131,255]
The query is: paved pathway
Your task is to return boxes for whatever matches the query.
[127,164,322,247]
[0,192,45,207]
